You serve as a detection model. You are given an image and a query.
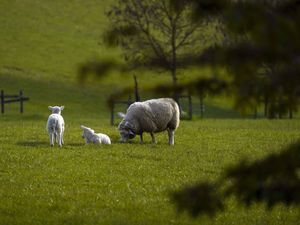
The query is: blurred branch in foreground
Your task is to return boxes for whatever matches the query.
[106,77,227,108]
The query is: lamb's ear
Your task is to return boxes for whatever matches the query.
[80,125,86,130]
[48,106,53,110]
[60,106,65,111]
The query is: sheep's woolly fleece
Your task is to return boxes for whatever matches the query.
[118,98,180,145]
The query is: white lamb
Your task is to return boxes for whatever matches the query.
[46,106,65,147]
[81,125,111,145]
[118,98,180,145]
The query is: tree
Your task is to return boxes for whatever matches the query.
[104,0,220,93]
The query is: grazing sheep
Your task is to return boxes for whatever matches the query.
[81,125,111,145]
[118,98,180,145]
[46,106,65,147]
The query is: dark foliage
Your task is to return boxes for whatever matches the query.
[171,182,224,217]
[106,77,226,107]
[225,142,300,207]
[167,0,300,217]
[171,141,300,216]
[174,0,300,115]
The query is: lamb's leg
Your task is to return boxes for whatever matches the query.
[61,131,64,145]
[150,132,157,144]
[61,126,64,145]
[139,133,144,144]
[49,132,54,147]
[54,133,57,143]
[167,129,175,145]
[57,132,62,147]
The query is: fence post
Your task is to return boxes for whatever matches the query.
[133,75,140,102]
[20,90,24,113]
[289,109,293,119]
[253,106,257,119]
[200,94,204,118]
[111,101,115,126]
[264,95,268,118]
[128,95,132,107]
[188,95,192,120]
[1,90,4,114]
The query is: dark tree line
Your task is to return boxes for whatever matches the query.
[174,0,300,117]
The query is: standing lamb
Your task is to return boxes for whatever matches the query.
[118,98,180,145]
[46,106,65,147]
[81,125,111,144]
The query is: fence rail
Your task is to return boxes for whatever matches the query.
[1,90,29,114]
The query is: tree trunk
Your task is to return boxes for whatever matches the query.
[171,18,178,103]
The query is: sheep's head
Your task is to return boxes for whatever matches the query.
[118,120,136,143]
[48,106,64,114]
[80,125,95,139]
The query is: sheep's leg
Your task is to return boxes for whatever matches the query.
[61,130,64,145]
[61,126,65,145]
[139,133,144,144]
[57,132,62,147]
[54,133,57,143]
[150,132,157,144]
[167,129,175,145]
[49,133,54,147]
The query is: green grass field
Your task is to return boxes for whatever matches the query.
[1,0,300,224]
[1,116,300,225]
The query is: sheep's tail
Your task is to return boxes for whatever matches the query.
[172,100,180,130]
[175,102,180,129]
[47,120,58,133]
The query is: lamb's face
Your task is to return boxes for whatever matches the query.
[81,125,94,139]
[48,106,64,114]
[118,121,136,143]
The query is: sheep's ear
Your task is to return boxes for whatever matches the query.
[125,121,134,129]
[60,106,65,111]
[48,106,53,110]
[117,112,126,119]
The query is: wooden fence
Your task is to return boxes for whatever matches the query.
[1,90,29,114]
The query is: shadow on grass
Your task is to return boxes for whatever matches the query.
[124,152,162,162]
[67,143,85,147]
[1,114,46,122]
[17,141,49,147]
[17,141,85,148]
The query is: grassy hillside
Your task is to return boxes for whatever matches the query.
[0,0,114,82]
[0,0,264,118]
